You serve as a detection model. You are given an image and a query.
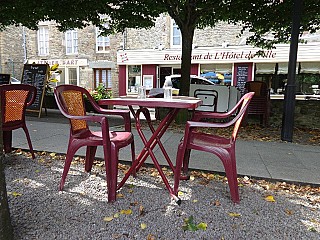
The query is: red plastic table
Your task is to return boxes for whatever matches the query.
[98,96,202,203]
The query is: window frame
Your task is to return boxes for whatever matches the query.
[96,25,110,53]
[37,26,49,56]
[94,68,112,89]
[65,30,78,55]
[171,19,182,48]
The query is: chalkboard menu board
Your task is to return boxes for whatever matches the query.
[0,74,11,85]
[235,64,252,96]
[21,64,49,117]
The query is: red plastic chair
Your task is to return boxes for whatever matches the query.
[0,84,36,159]
[54,85,135,202]
[244,81,270,126]
[173,92,255,203]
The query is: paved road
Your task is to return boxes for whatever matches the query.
[10,109,320,186]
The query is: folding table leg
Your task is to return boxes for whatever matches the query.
[118,106,182,204]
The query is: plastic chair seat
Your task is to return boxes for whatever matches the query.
[189,132,232,150]
[73,130,132,145]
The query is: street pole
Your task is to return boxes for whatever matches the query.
[281,0,303,142]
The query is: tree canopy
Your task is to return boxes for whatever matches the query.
[1,1,319,95]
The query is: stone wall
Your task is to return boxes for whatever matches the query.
[0,26,25,78]
[125,14,247,50]
[270,100,320,129]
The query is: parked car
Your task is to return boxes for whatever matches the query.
[164,74,215,90]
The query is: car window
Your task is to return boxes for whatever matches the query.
[170,76,214,89]
[191,78,211,85]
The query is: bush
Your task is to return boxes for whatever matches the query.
[90,84,112,101]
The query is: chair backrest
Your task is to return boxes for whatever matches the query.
[245,81,268,97]
[54,85,91,134]
[231,92,255,142]
[0,84,36,126]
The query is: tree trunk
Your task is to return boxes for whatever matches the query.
[0,98,14,239]
[179,25,195,97]
[175,25,195,123]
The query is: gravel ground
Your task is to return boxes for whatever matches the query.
[4,151,320,240]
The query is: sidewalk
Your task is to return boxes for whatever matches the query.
[11,109,320,186]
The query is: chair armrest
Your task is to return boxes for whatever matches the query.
[187,120,233,129]
[193,111,234,121]
[93,106,132,132]
[64,114,106,124]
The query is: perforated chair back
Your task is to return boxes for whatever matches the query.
[0,84,37,158]
[244,81,270,126]
[54,86,89,134]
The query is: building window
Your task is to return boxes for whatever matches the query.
[65,30,78,54]
[171,20,181,48]
[68,68,78,85]
[96,26,110,52]
[37,26,49,56]
[128,65,141,93]
[94,69,112,88]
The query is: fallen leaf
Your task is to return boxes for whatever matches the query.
[139,205,145,216]
[120,209,132,215]
[192,199,198,203]
[265,195,276,202]
[38,158,45,163]
[147,234,156,240]
[8,191,22,197]
[310,218,319,224]
[116,193,124,198]
[190,175,195,181]
[113,213,120,218]
[96,162,104,167]
[103,216,114,222]
[228,212,241,217]
[197,222,207,230]
[140,223,147,230]
[285,209,294,215]
[213,200,221,206]
[130,201,139,206]
[308,227,317,232]
[207,174,215,180]
[49,152,56,157]
[178,191,184,196]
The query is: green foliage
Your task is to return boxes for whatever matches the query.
[182,216,207,232]
[90,84,112,101]
[0,1,319,95]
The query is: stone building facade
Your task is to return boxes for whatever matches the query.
[1,14,320,99]
[0,26,25,80]
[0,15,247,97]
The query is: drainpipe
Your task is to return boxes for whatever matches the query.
[123,28,127,50]
[22,27,27,63]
